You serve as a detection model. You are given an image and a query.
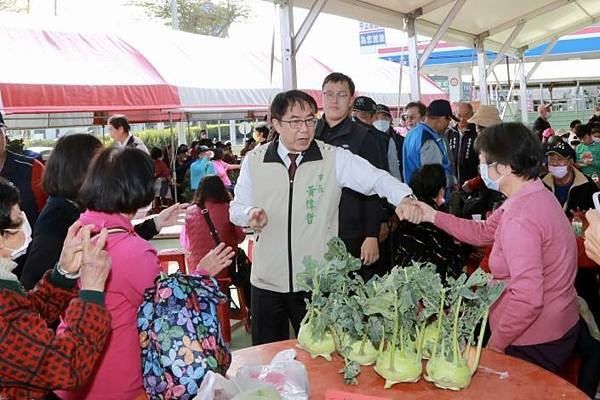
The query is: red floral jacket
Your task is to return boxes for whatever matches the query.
[0,269,111,399]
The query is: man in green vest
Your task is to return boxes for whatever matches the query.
[231,90,422,345]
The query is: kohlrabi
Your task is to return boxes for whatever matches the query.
[296,321,335,361]
[296,238,362,363]
[421,322,439,359]
[347,336,378,366]
[425,269,504,391]
[364,267,433,388]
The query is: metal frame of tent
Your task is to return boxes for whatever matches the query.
[269,0,600,123]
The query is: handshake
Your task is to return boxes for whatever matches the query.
[248,195,436,229]
[395,196,437,224]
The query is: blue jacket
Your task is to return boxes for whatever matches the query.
[190,158,216,190]
[402,122,452,185]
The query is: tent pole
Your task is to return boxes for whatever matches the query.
[475,37,489,105]
[294,0,326,53]
[397,53,404,118]
[527,37,558,80]
[419,0,465,68]
[519,53,529,124]
[500,62,519,119]
[279,1,297,90]
[406,16,421,101]
[171,0,179,30]
[169,112,177,204]
[186,112,191,145]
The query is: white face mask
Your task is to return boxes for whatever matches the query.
[373,120,390,133]
[479,162,506,191]
[3,212,32,260]
[593,138,600,144]
[548,165,569,180]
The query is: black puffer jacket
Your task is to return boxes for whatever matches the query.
[315,116,384,241]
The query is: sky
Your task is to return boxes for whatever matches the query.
[20,0,408,60]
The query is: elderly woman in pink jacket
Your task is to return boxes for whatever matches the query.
[56,147,234,400]
[409,122,580,373]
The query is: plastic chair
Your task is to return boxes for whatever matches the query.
[228,283,251,334]
[157,249,250,344]
[216,277,233,344]
[247,238,254,262]
[157,248,187,274]
[216,275,251,344]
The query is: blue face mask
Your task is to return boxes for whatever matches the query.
[479,162,505,191]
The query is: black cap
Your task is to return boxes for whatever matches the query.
[546,141,576,160]
[375,104,392,117]
[197,145,210,153]
[427,99,459,121]
[353,96,377,113]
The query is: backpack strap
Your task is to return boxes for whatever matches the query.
[201,207,221,246]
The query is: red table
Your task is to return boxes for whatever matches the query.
[229,340,588,400]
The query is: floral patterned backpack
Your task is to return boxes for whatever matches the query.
[138,272,231,399]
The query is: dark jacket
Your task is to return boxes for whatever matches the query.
[533,117,551,141]
[0,150,46,226]
[20,197,80,290]
[394,219,469,282]
[386,128,404,180]
[354,119,389,171]
[20,196,159,290]
[448,124,479,185]
[315,117,383,241]
[542,168,598,218]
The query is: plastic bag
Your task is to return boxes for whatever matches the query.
[195,349,309,400]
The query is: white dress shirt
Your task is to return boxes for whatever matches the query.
[118,133,150,155]
[230,140,413,226]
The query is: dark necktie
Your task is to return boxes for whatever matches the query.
[288,153,299,180]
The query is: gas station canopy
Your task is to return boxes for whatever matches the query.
[271,0,599,122]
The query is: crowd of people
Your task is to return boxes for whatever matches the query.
[0,71,599,398]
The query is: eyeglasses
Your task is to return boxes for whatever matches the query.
[323,92,350,102]
[278,117,318,129]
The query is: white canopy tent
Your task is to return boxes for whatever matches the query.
[0,11,446,128]
[124,27,448,111]
[269,0,600,122]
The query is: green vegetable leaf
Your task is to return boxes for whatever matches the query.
[340,360,361,385]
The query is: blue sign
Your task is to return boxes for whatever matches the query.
[359,22,381,31]
[360,30,386,47]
